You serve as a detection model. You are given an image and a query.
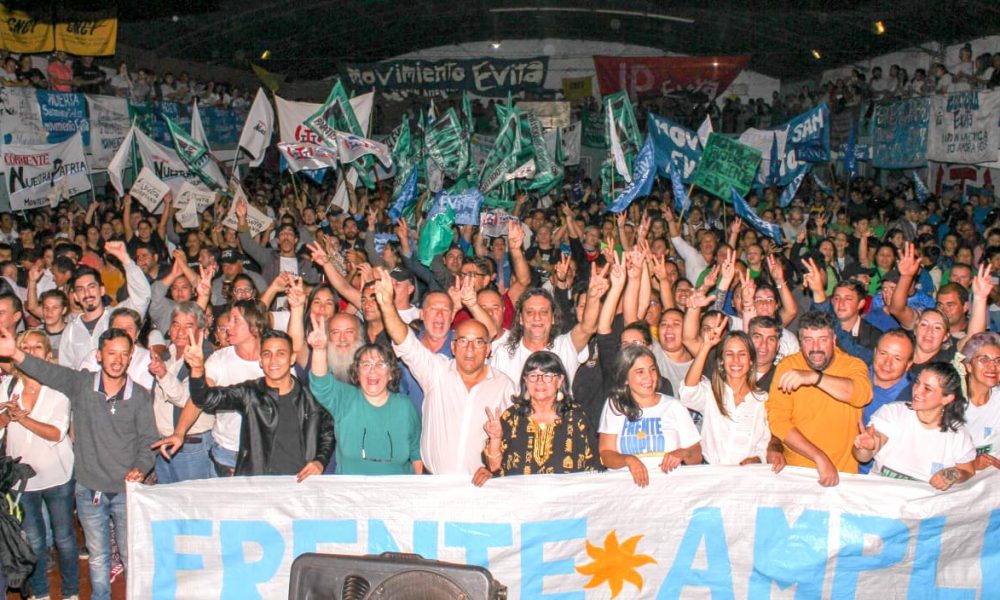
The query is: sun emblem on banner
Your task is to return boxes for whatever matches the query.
[575,530,657,598]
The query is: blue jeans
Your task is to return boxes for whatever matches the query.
[155,437,214,484]
[209,439,237,477]
[75,483,127,600]
[21,479,80,598]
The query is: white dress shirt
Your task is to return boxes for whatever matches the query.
[0,380,74,491]
[152,344,215,437]
[678,377,771,465]
[394,330,515,475]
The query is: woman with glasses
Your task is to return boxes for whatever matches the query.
[598,345,702,487]
[854,362,976,489]
[474,351,597,484]
[960,333,1000,471]
[308,315,422,475]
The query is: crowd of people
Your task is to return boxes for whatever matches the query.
[1,50,252,111]
[0,41,995,600]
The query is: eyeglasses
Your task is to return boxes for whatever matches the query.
[974,356,1000,368]
[455,337,487,349]
[361,429,393,463]
[232,287,254,296]
[754,298,777,305]
[359,360,389,371]
[526,372,558,383]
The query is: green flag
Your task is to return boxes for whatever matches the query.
[520,112,562,196]
[417,203,455,267]
[600,92,641,204]
[692,133,762,200]
[163,114,226,189]
[391,117,419,201]
[424,108,469,181]
[304,81,375,188]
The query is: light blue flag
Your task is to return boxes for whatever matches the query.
[778,164,811,208]
[844,121,858,182]
[911,170,930,202]
[669,159,690,216]
[440,187,486,226]
[372,233,400,255]
[731,187,783,245]
[388,167,420,221]
[608,136,656,213]
[813,173,834,196]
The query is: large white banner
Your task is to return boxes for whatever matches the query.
[274,92,374,144]
[133,126,210,198]
[3,132,91,211]
[84,94,130,169]
[0,87,44,146]
[127,467,1000,599]
[927,90,1000,165]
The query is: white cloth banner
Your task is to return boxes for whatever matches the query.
[336,131,392,167]
[133,126,210,198]
[276,142,339,173]
[0,87,44,146]
[129,166,170,213]
[927,90,1000,164]
[275,92,374,144]
[84,95,130,169]
[2,132,91,211]
[127,467,1000,600]
[191,99,211,152]
[238,88,274,167]
[174,181,217,213]
[222,190,274,236]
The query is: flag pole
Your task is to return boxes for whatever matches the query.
[679,183,695,221]
[230,147,243,180]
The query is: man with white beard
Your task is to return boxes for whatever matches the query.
[326,313,363,382]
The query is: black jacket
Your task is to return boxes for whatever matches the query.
[190,375,334,476]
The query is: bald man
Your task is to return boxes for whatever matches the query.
[373,269,516,475]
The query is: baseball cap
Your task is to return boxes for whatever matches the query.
[220,249,243,264]
[390,267,415,285]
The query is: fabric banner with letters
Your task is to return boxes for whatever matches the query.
[927,90,1000,165]
[648,113,702,183]
[54,14,117,56]
[84,95,129,169]
[592,55,749,99]
[127,468,1000,599]
[0,6,116,55]
[340,57,548,97]
[37,90,90,145]
[872,97,931,169]
[133,126,209,197]
[0,6,54,54]
[0,87,44,146]
[692,133,761,199]
[3,132,91,211]
[561,75,593,104]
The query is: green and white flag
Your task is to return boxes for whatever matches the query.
[520,112,563,196]
[164,114,226,190]
[191,98,211,152]
[304,80,374,188]
[424,108,469,180]
[600,91,641,202]
[479,107,527,194]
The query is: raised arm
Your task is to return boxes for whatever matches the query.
[959,263,993,352]
[506,220,531,304]
[767,255,797,327]
[570,262,608,352]
[371,268,409,344]
[307,241,362,309]
[123,194,134,241]
[887,242,919,329]
[157,194,173,241]
[597,254,626,335]
[685,315,727,387]
[105,241,152,317]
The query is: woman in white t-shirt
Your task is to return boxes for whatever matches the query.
[854,362,976,490]
[598,345,702,487]
[679,322,784,470]
[0,330,79,598]
[959,332,1000,471]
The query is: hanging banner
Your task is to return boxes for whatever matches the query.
[872,97,931,169]
[36,90,90,145]
[127,468,1000,600]
[692,133,762,200]
[581,108,607,149]
[927,91,1000,165]
[54,14,117,56]
[562,75,593,104]
[339,57,548,97]
[85,94,129,169]
[648,113,702,183]
[3,132,91,211]
[0,87,44,146]
[592,55,749,99]
[0,5,54,54]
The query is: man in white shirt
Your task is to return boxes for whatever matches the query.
[389,267,420,324]
[373,269,516,475]
[489,271,605,388]
[59,242,151,370]
[149,302,216,483]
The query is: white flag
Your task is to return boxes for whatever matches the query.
[277,142,340,173]
[274,92,374,144]
[133,126,211,198]
[130,166,171,213]
[237,88,274,167]
[175,199,200,230]
[107,125,135,198]
[330,169,357,211]
[608,109,632,183]
[504,159,537,182]
[544,122,582,166]
[697,115,714,148]
[191,99,211,152]
[335,131,392,168]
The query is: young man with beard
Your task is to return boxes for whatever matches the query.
[802,263,881,362]
[59,241,151,369]
[767,311,873,487]
[373,268,516,475]
[154,329,333,480]
[0,327,157,600]
[748,315,782,390]
[149,302,216,483]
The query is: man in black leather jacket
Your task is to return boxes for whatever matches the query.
[154,329,334,480]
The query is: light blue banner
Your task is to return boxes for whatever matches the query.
[37,90,90,145]
[647,113,701,184]
[608,136,656,213]
[872,97,930,169]
[439,187,486,227]
[732,187,783,244]
[783,102,830,162]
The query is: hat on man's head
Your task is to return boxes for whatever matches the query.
[390,267,415,285]
[220,249,243,264]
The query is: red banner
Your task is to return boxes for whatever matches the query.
[592,55,750,99]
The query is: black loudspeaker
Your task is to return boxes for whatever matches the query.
[288,552,508,600]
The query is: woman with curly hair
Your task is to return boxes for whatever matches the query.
[854,362,976,490]
[473,351,597,485]
[959,332,1000,471]
[597,345,702,487]
[309,315,422,475]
